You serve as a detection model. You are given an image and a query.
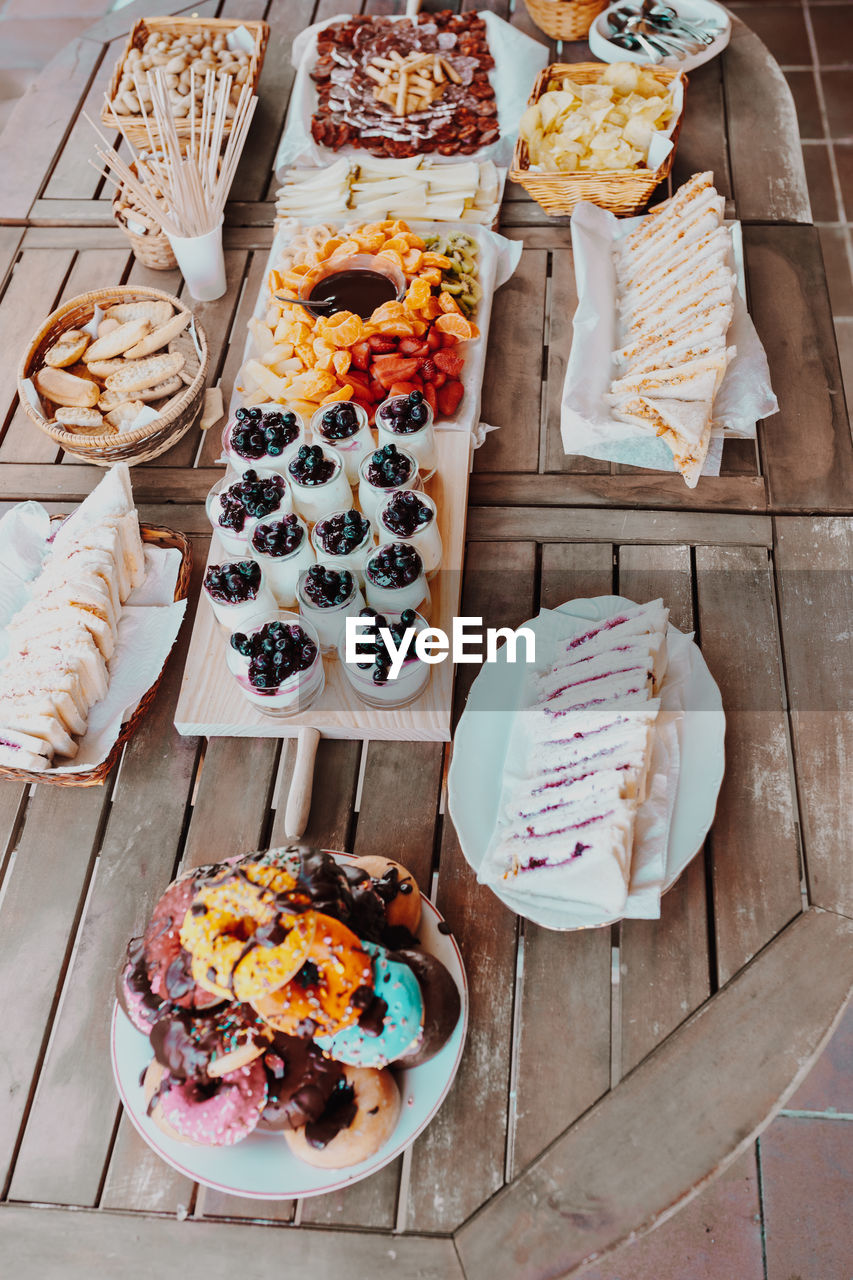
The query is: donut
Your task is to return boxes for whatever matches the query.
[257,1034,344,1131]
[143,865,225,1011]
[179,861,316,1002]
[252,914,373,1038]
[316,941,424,1068]
[150,1004,272,1080]
[144,1058,267,1147]
[116,936,164,1034]
[393,949,461,1067]
[284,1064,400,1168]
[347,856,422,935]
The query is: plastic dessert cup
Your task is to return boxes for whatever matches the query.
[364,542,430,618]
[296,566,366,652]
[376,393,437,479]
[358,445,420,527]
[226,613,325,717]
[222,408,305,479]
[205,471,292,558]
[286,444,352,524]
[250,514,315,608]
[376,490,442,579]
[339,608,431,709]
[203,561,279,633]
[310,402,375,485]
[310,508,375,581]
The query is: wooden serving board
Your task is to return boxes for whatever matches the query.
[174,429,470,741]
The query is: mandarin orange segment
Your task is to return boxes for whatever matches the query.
[332,349,351,377]
[405,277,431,310]
[434,312,474,340]
[321,383,354,405]
[438,291,464,316]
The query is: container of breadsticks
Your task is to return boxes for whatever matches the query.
[112,163,177,271]
[18,286,209,465]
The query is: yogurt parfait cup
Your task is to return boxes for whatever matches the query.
[205,469,291,558]
[376,489,442,579]
[222,406,305,478]
[357,443,420,527]
[375,390,437,478]
[250,513,314,608]
[310,401,374,485]
[364,541,430,618]
[310,508,374,581]
[296,564,365,652]
[286,443,351,524]
[203,560,278,632]
[227,613,324,717]
[339,607,431,709]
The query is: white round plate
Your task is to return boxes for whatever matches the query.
[448,595,725,930]
[112,856,468,1199]
[589,0,732,72]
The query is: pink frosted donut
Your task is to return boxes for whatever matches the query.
[116,937,164,1035]
[146,1059,267,1147]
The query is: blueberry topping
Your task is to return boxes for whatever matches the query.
[317,403,362,442]
[288,444,336,487]
[230,410,298,461]
[216,470,286,533]
[349,607,419,686]
[378,390,430,434]
[302,565,354,609]
[204,560,262,605]
[366,543,423,590]
[380,489,432,538]
[230,620,317,694]
[251,513,305,558]
[314,509,370,557]
[364,443,413,489]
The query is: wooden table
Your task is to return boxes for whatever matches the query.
[0,3,851,1277]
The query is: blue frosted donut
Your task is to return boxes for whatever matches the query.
[315,941,424,1068]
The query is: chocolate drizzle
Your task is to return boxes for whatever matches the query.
[257,1033,343,1132]
[304,1079,358,1149]
[150,1004,268,1081]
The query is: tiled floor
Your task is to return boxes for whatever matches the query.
[0,2,850,1278]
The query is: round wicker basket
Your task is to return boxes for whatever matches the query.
[18,285,209,465]
[523,0,607,40]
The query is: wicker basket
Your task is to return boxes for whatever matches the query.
[0,521,192,788]
[509,63,687,217]
[524,0,608,40]
[112,164,177,271]
[18,285,209,466]
[100,15,269,149]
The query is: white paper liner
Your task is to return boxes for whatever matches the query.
[275,11,549,177]
[560,200,778,476]
[476,605,697,930]
[0,503,186,775]
[232,220,522,447]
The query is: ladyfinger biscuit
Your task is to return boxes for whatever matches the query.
[84,318,152,363]
[44,329,90,369]
[105,300,173,328]
[104,351,184,394]
[34,367,101,410]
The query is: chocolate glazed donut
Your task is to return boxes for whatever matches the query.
[393,948,461,1067]
[257,1033,344,1131]
[143,865,225,1011]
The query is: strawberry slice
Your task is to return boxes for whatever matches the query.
[350,341,371,371]
[399,337,429,356]
[368,335,398,353]
[434,350,464,378]
[423,381,437,414]
[438,379,464,417]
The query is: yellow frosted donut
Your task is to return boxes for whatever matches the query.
[180,862,316,1002]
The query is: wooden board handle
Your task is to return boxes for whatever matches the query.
[283,727,320,840]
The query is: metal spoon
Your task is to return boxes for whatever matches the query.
[641,1,716,44]
[611,9,689,57]
[618,10,694,54]
[607,11,665,61]
[275,293,337,313]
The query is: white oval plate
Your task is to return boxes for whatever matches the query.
[589,0,732,72]
[112,855,468,1199]
[448,596,725,930]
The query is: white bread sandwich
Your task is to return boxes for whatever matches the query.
[0,727,53,771]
